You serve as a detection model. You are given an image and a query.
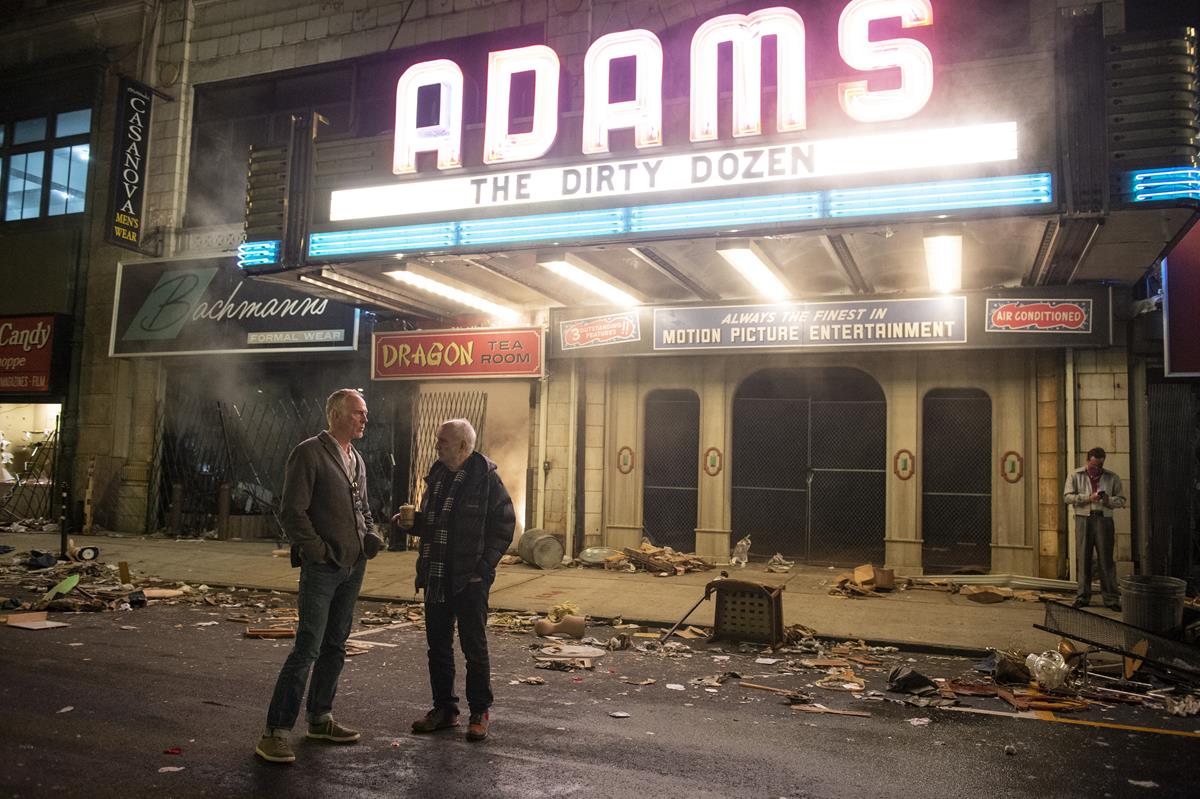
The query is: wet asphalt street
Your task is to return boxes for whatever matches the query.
[0,595,1196,799]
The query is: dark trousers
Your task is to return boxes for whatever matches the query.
[424,581,493,715]
[1075,513,1118,604]
[266,555,366,730]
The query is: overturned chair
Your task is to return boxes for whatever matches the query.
[661,579,786,647]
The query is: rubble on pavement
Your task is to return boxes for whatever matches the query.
[610,542,714,576]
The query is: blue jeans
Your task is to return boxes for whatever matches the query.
[424,580,493,715]
[266,555,366,730]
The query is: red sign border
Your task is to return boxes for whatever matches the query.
[372,327,543,381]
[0,313,68,398]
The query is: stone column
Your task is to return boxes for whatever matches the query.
[884,354,922,574]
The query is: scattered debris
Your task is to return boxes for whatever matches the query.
[609,711,630,718]
[158,766,185,773]
[618,543,713,576]
[244,627,295,639]
[689,672,739,688]
[741,682,812,704]
[1164,694,1200,717]
[1025,651,1069,690]
[815,669,866,692]
[730,536,751,567]
[620,677,655,686]
[792,704,870,718]
[765,553,794,573]
[57,706,73,714]
[534,614,586,638]
[960,585,1013,604]
[1004,744,1017,756]
[6,611,69,630]
[512,676,546,685]
[907,717,931,726]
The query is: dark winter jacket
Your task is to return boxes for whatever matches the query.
[412,451,515,596]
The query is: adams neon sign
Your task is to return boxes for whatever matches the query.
[331,0,1019,222]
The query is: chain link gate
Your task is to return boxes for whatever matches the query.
[407,390,487,508]
[155,386,397,539]
[921,389,992,573]
[1146,378,1200,584]
[0,425,59,523]
[731,369,886,565]
[642,389,699,552]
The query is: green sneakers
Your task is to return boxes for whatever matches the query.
[306,718,361,743]
[255,732,296,763]
[255,719,358,762]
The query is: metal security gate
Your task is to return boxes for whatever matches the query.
[1146,376,1200,584]
[408,390,487,507]
[731,368,886,564]
[642,389,699,551]
[154,384,398,539]
[921,389,992,572]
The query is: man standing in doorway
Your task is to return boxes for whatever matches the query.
[393,418,515,742]
[1063,446,1127,611]
[255,388,385,763]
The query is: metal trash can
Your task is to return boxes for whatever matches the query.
[517,528,564,570]
[1120,575,1186,636]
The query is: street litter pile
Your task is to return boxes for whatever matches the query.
[0,517,60,533]
[0,543,311,639]
[826,563,1074,603]
[606,542,714,576]
[506,593,1200,730]
[828,563,901,598]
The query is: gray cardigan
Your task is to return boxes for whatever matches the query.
[281,430,380,567]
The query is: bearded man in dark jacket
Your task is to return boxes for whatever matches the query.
[394,418,515,742]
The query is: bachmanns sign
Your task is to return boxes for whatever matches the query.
[331,0,1018,222]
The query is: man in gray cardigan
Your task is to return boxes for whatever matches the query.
[1063,446,1127,611]
[255,388,385,764]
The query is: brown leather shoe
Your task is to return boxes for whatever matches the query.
[465,711,489,741]
[412,708,459,734]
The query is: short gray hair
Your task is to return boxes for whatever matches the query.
[325,388,363,425]
[440,418,477,454]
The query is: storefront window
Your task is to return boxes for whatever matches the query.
[1,107,91,222]
[55,109,91,138]
[13,117,46,145]
[5,151,45,220]
[48,144,89,216]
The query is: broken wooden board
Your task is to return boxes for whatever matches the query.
[792,704,871,718]
[846,655,884,667]
[143,588,185,599]
[244,627,295,639]
[6,611,70,630]
[1124,639,1148,680]
[960,585,1013,604]
[800,658,852,668]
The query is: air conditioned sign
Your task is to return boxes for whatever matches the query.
[110,257,359,357]
[373,328,543,379]
[985,299,1092,333]
[330,0,1020,222]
